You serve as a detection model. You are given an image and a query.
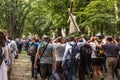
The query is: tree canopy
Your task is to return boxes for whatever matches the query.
[0,0,120,38]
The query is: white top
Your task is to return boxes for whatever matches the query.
[53,43,65,61]
[62,39,86,61]
[8,40,18,64]
[89,42,97,58]
[0,46,9,80]
[8,40,18,54]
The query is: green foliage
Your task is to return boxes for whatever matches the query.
[76,0,119,36]
[0,0,120,37]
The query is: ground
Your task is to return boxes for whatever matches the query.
[11,53,32,80]
[11,51,108,80]
[11,51,41,80]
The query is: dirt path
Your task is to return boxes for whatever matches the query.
[10,53,94,80]
[11,53,106,80]
[11,53,33,80]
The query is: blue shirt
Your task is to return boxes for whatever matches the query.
[29,42,39,51]
[101,43,119,58]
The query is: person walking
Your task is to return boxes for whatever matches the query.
[34,35,53,80]
[95,36,120,80]
[62,36,86,80]
[0,31,12,80]
[114,38,120,80]
[88,37,104,80]
[52,37,66,80]
[6,35,19,64]
[28,37,39,79]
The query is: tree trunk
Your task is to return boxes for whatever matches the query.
[57,28,62,37]
[114,0,120,35]
[114,0,119,20]
[7,0,17,39]
[100,24,103,37]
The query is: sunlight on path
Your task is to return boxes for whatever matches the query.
[11,53,32,80]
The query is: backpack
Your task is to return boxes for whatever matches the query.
[84,44,92,55]
[80,45,89,59]
[0,46,3,65]
[70,43,79,60]
[95,47,105,57]
[28,43,37,56]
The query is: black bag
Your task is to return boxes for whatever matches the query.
[80,45,89,59]
[0,46,3,65]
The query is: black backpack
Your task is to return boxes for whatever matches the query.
[80,45,90,60]
[0,46,3,65]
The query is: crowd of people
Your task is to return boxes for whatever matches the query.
[0,31,120,80]
[28,35,120,80]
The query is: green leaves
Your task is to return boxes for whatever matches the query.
[0,0,120,37]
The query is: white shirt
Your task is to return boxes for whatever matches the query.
[8,40,18,55]
[62,39,86,61]
[0,46,8,80]
[53,43,65,61]
[8,40,18,64]
[89,42,97,58]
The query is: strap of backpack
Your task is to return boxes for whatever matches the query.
[39,42,49,61]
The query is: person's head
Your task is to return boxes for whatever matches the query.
[7,34,12,40]
[75,37,79,42]
[0,31,6,46]
[106,36,113,42]
[35,39,40,42]
[115,37,119,42]
[31,37,36,42]
[63,38,68,43]
[55,37,63,43]
[42,35,50,42]
[68,36,75,42]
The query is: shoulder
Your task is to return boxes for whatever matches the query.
[10,40,16,45]
[48,43,53,48]
[89,42,95,46]
[34,42,39,46]
[11,40,16,43]
[65,43,71,49]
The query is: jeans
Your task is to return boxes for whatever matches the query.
[64,60,76,80]
[30,56,37,78]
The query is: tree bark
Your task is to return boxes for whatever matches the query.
[114,0,120,35]
[7,0,17,39]
[57,28,62,37]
